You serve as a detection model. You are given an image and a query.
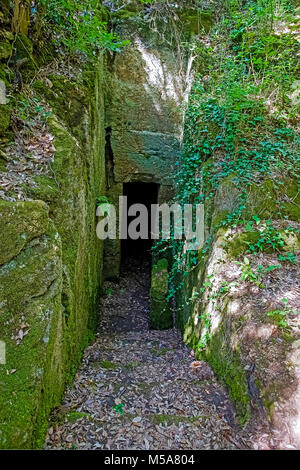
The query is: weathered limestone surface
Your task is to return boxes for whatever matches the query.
[0,80,6,104]
[106,7,194,184]
[103,12,192,279]
[103,182,123,280]
[176,176,300,447]
[150,258,172,330]
[0,201,64,449]
[0,63,106,448]
[107,31,183,185]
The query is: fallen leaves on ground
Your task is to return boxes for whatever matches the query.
[44,258,251,451]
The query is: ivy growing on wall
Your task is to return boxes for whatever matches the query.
[153,0,300,343]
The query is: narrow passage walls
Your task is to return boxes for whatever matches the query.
[0,1,199,448]
[0,59,106,448]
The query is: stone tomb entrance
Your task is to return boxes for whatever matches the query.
[121,182,159,264]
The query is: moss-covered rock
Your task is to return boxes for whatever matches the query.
[0,200,50,265]
[103,183,122,281]
[177,219,300,439]
[0,41,12,60]
[107,20,184,186]
[0,104,10,134]
[210,174,300,230]
[33,74,91,139]
[15,34,32,58]
[226,231,260,258]
[150,258,172,330]
[21,175,59,203]
[179,9,213,35]
[203,309,250,424]
[0,201,64,449]
[279,177,300,221]
[0,60,106,448]
[243,179,278,220]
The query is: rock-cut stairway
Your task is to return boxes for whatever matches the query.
[45,258,248,450]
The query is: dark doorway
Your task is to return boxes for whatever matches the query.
[121,182,159,263]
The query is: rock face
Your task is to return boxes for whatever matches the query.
[2,0,298,451]
[150,258,172,329]
[0,80,6,104]
[0,63,106,448]
[176,175,300,448]
[0,4,193,445]
[0,201,64,449]
[108,41,182,185]
[104,13,192,279]
[107,24,184,185]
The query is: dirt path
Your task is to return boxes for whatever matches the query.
[45,258,249,450]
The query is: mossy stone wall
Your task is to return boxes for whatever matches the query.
[150,258,172,330]
[0,201,64,448]
[0,63,106,448]
[176,175,300,435]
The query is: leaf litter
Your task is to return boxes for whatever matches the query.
[45,258,255,450]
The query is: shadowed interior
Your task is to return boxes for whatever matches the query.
[121,182,159,263]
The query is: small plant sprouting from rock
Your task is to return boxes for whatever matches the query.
[267,298,300,329]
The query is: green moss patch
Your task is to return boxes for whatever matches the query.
[67,412,91,423]
[150,258,172,330]
[123,361,141,370]
[22,175,59,202]
[99,361,117,370]
[150,348,169,357]
[0,219,64,449]
[0,199,50,265]
[204,332,250,425]
[0,104,11,134]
